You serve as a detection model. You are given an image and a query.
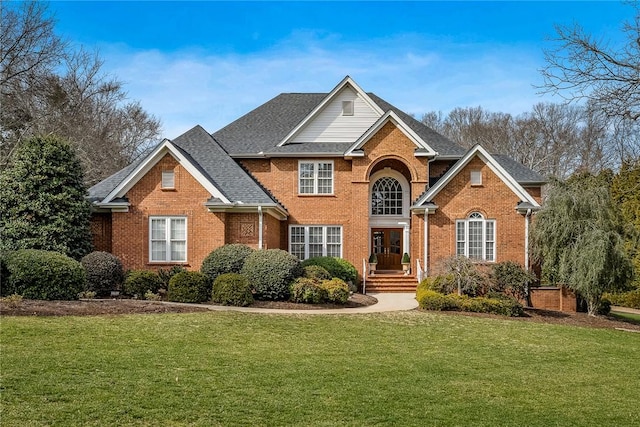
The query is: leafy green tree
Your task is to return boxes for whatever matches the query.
[531,174,634,315]
[611,159,640,288]
[0,135,93,259]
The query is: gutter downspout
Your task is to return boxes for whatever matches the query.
[524,209,532,270]
[424,210,429,277]
[258,206,263,249]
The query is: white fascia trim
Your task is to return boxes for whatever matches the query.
[93,201,130,213]
[205,203,288,220]
[276,76,384,147]
[344,111,438,157]
[103,139,230,204]
[415,145,540,208]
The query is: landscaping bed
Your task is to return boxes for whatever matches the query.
[0,293,378,317]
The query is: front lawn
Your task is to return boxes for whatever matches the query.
[1,311,639,426]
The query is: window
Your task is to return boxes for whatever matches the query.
[371,177,403,215]
[289,225,342,260]
[150,217,186,262]
[456,212,495,262]
[298,161,333,194]
[470,170,482,186]
[342,100,354,116]
[161,170,175,189]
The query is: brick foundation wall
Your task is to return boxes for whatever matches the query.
[530,287,577,312]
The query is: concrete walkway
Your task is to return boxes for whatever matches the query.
[162,293,419,315]
[611,306,640,315]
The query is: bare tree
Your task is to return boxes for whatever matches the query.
[1,1,161,184]
[539,2,640,121]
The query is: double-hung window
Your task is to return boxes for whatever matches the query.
[298,161,333,194]
[456,212,495,262]
[150,217,187,262]
[289,225,342,260]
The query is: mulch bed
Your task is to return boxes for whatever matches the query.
[0,293,378,317]
[1,295,639,332]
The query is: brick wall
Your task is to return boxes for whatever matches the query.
[530,287,577,312]
[111,154,226,271]
[90,213,112,253]
[428,156,530,273]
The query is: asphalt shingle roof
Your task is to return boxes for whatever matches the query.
[492,154,547,184]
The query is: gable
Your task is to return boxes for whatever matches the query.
[101,139,230,205]
[414,145,540,209]
[278,76,384,146]
[291,85,381,143]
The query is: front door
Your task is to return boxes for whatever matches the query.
[372,228,403,270]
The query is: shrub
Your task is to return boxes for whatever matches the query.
[321,278,350,304]
[201,244,254,282]
[3,249,86,300]
[212,273,253,307]
[167,271,211,303]
[123,270,163,299]
[301,257,356,284]
[1,294,23,308]
[490,261,535,301]
[604,289,640,309]
[81,251,124,296]
[78,291,96,299]
[0,252,8,285]
[303,265,332,281]
[242,249,302,301]
[417,274,456,295]
[290,278,327,304]
[417,290,463,311]
[440,256,488,297]
[158,265,188,288]
[597,298,611,315]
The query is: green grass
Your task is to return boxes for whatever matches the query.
[610,310,640,324]
[1,311,639,426]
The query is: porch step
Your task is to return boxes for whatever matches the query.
[364,274,418,293]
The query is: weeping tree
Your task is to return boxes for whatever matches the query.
[530,174,634,315]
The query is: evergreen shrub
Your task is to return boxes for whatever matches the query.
[158,265,187,288]
[201,244,254,282]
[290,278,327,304]
[212,273,253,307]
[321,278,350,304]
[168,271,211,303]
[242,249,302,301]
[4,249,86,300]
[81,251,124,296]
[301,257,357,284]
[123,270,163,299]
[302,265,332,281]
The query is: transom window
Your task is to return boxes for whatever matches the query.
[150,217,187,262]
[371,177,403,215]
[299,161,333,194]
[456,212,495,262]
[289,225,342,260]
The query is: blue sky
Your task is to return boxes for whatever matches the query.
[47,1,632,138]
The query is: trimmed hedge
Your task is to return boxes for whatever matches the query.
[123,270,163,299]
[167,271,211,303]
[290,278,327,304]
[212,273,253,307]
[3,249,86,300]
[417,289,524,317]
[242,249,302,301]
[301,257,356,283]
[303,265,332,281]
[604,289,640,309]
[201,244,254,282]
[81,251,124,296]
[321,278,350,304]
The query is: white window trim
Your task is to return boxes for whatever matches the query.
[149,216,187,263]
[298,160,334,195]
[456,213,496,262]
[288,225,343,260]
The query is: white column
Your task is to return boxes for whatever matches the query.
[424,211,429,276]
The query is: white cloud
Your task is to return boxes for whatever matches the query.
[102,34,557,138]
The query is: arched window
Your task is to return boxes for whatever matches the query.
[456,212,496,262]
[371,177,403,215]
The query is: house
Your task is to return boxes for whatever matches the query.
[88,76,546,292]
